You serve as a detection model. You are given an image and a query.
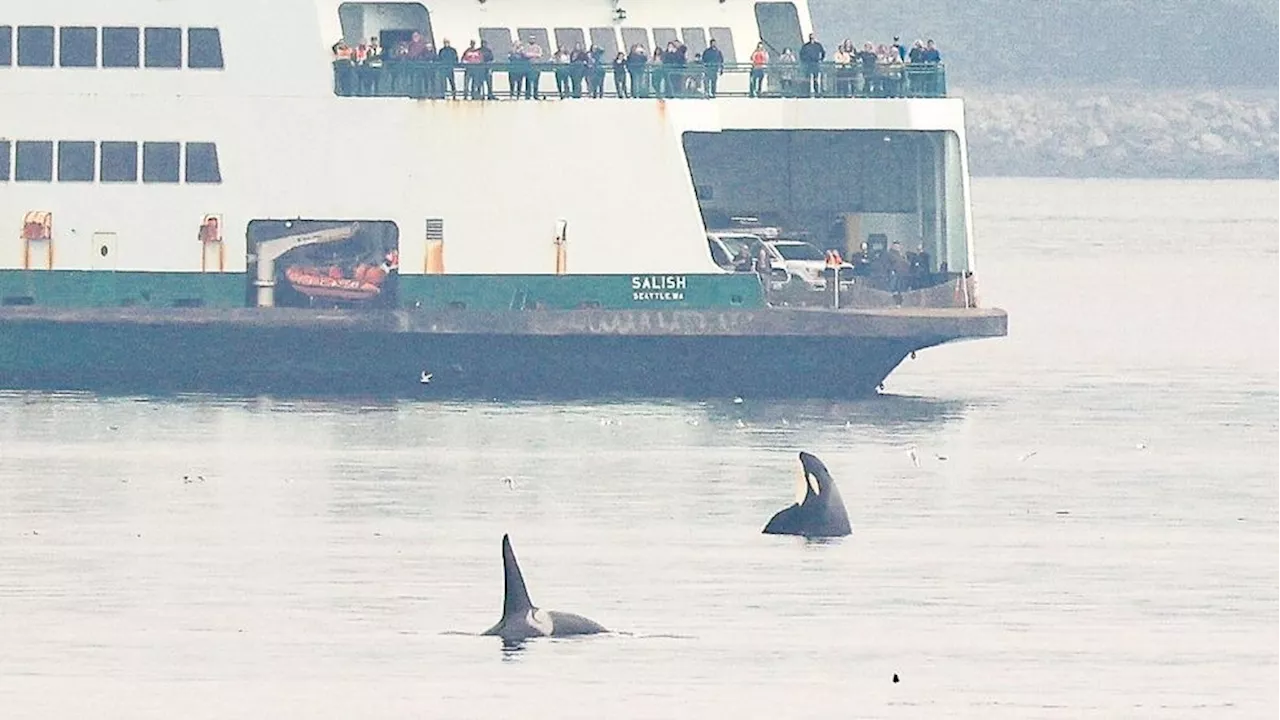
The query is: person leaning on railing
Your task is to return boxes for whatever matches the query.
[748,43,768,98]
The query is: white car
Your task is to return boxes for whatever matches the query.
[764,240,851,290]
[706,232,784,271]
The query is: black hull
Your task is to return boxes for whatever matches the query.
[0,307,1006,399]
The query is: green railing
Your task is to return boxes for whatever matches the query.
[332,60,947,100]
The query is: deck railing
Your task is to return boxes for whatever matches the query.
[332,60,948,100]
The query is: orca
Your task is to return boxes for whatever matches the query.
[762,451,852,538]
[482,534,608,643]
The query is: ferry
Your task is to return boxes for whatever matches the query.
[0,0,1007,399]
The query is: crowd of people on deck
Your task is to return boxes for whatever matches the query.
[331,31,943,99]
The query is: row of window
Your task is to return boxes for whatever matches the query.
[0,26,223,69]
[0,140,221,183]
[476,26,739,64]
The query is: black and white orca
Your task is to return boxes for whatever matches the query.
[762,451,852,538]
[482,534,608,643]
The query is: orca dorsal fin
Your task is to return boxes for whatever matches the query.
[500,534,535,619]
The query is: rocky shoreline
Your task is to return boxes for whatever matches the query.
[961,88,1279,179]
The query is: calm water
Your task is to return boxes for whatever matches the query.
[0,179,1275,719]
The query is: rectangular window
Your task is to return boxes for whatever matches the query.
[554,28,585,53]
[652,28,679,50]
[187,27,223,69]
[17,26,55,67]
[59,27,98,67]
[184,142,221,183]
[102,27,140,67]
[682,28,708,57]
[57,141,95,182]
[754,2,802,55]
[589,28,618,59]
[0,141,10,181]
[709,27,738,63]
[142,141,180,183]
[620,27,650,53]
[144,27,181,68]
[479,28,513,60]
[100,141,138,182]
[1,26,12,66]
[516,28,550,55]
[15,141,53,182]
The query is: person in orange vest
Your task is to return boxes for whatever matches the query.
[749,42,769,97]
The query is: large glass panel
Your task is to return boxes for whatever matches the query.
[59,27,98,67]
[338,2,432,47]
[1,26,14,66]
[0,141,10,181]
[708,27,737,63]
[754,2,802,55]
[57,141,95,182]
[102,27,140,67]
[15,141,53,181]
[681,28,707,57]
[144,27,182,68]
[479,27,512,59]
[184,142,221,183]
[652,28,678,50]
[142,141,180,183]
[589,27,618,58]
[516,28,550,54]
[100,141,139,182]
[187,28,224,69]
[620,27,649,53]
[554,28,585,52]
[17,26,55,67]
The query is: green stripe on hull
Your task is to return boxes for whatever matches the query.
[0,270,246,309]
[399,274,766,310]
[0,271,766,311]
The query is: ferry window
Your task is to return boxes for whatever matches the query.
[60,27,98,67]
[0,141,9,181]
[620,27,649,53]
[187,28,224,69]
[57,141,95,182]
[682,28,707,57]
[708,27,737,63]
[17,26,55,67]
[184,142,221,183]
[338,2,433,48]
[652,28,678,50]
[15,141,53,182]
[554,28,585,52]
[589,28,618,59]
[142,141,180,183]
[516,28,550,54]
[754,2,802,55]
[144,27,182,68]
[100,141,138,182]
[479,28,512,60]
[102,27,140,67]
[1,26,11,67]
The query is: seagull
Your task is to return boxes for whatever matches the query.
[935,453,949,461]
[1019,451,1038,462]
[732,396,744,404]
[908,446,920,468]
[1135,442,1147,450]
[501,476,516,489]
[419,371,433,384]
[735,419,746,428]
